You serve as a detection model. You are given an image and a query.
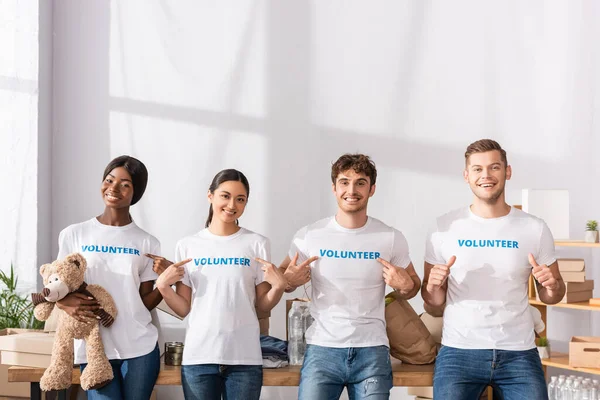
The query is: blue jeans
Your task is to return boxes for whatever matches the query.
[433,345,548,400]
[299,344,393,400]
[181,364,263,400]
[80,343,160,400]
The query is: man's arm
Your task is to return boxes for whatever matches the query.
[421,257,455,314]
[379,259,421,300]
[532,258,565,305]
[278,254,318,293]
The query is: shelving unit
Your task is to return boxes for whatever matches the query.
[529,240,600,376]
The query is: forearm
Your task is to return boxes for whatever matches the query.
[394,275,421,300]
[422,282,448,308]
[256,284,286,313]
[538,280,566,305]
[157,283,191,317]
[142,287,164,311]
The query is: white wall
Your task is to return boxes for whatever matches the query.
[45,0,600,398]
[0,0,40,295]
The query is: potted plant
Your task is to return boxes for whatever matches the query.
[536,336,550,359]
[585,220,599,243]
[0,264,44,330]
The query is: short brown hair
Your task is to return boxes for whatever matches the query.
[465,139,508,165]
[331,154,377,186]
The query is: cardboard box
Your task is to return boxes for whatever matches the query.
[561,271,586,283]
[569,336,600,368]
[0,328,47,398]
[558,258,585,272]
[0,329,54,368]
[407,386,433,397]
[560,290,593,304]
[565,280,594,293]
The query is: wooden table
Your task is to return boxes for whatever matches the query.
[9,359,434,399]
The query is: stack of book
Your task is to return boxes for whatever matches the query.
[545,259,594,303]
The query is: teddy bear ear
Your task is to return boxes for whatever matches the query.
[65,252,87,269]
[40,264,48,276]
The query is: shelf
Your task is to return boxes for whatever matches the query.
[555,241,600,248]
[529,299,600,311]
[542,352,600,375]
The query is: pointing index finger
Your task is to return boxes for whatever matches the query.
[298,256,319,269]
[172,258,192,268]
[376,258,393,269]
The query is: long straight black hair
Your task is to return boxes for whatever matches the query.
[205,169,250,228]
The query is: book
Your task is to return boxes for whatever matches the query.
[565,280,594,293]
[561,271,586,283]
[557,258,585,272]
[560,290,593,303]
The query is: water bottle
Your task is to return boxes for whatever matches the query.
[549,376,558,400]
[573,380,582,400]
[581,378,591,400]
[563,378,573,400]
[301,303,314,333]
[591,379,599,400]
[288,302,305,365]
[557,376,566,400]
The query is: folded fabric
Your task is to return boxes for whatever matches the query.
[263,356,289,368]
[260,334,288,359]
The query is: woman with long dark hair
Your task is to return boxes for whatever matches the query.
[56,155,162,400]
[157,169,287,400]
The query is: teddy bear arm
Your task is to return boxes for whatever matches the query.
[34,302,55,321]
[86,285,117,318]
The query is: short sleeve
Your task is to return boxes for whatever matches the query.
[424,222,445,266]
[536,220,556,267]
[177,241,192,288]
[288,226,309,263]
[57,227,74,260]
[390,230,411,268]
[255,238,270,286]
[140,238,160,282]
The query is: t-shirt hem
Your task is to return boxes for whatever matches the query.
[441,341,536,351]
[307,340,389,349]
[182,359,263,366]
[75,343,158,364]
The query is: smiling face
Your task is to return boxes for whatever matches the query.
[208,180,248,225]
[101,167,134,209]
[332,169,375,214]
[464,150,512,204]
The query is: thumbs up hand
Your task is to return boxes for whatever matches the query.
[426,256,456,293]
[529,253,559,291]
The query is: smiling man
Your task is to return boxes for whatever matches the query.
[422,139,565,399]
[280,153,420,400]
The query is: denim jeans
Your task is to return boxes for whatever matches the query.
[433,345,548,400]
[79,343,160,400]
[298,344,393,400]
[181,364,263,400]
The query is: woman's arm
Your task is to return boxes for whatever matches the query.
[156,259,193,318]
[255,259,287,313]
[139,282,163,311]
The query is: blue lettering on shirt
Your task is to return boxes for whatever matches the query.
[193,257,251,267]
[81,245,141,256]
[318,249,381,260]
[457,239,519,249]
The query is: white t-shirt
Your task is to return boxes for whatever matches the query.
[290,216,411,348]
[177,228,268,365]
[57,218,160,364]
[425,206,556,351]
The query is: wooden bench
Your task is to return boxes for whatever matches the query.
[8,359,434,399]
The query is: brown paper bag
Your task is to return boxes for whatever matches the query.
[385,292,437,364]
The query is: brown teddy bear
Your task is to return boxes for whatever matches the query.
[31,253,117,391]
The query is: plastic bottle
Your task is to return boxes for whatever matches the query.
[288,302,305,365]
[573,380,581,400]
[549,376,558,400]
[557,376,566,400]
[563,378,573,400]
[591,379,599,400]
[300,303,314,337]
